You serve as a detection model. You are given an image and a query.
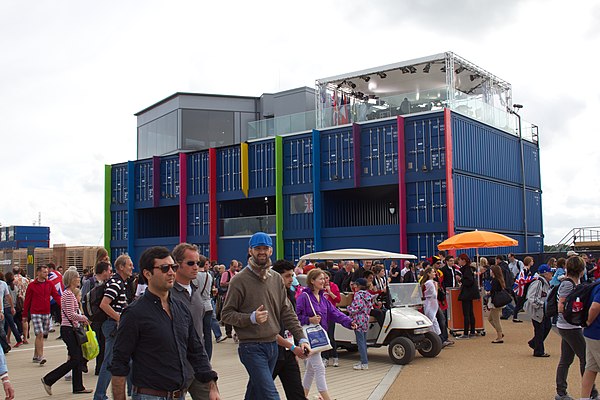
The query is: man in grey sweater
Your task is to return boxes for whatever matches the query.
[221,232,309,400]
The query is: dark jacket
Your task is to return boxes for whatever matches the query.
[440,265,457,288]
[458,265,480,301]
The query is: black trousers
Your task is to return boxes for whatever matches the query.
[50,302,61,324]
[556,328,598,397]
[43,326,86,392]
[272,349,307,400]
[461,299,475,335]
[91,321,105,375]
[531,317,552,356]
[436,308,448,342]
[513,295,526,320]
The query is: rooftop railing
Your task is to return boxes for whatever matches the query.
[247,87,538,144]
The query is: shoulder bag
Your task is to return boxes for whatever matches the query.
[302,293,332,353]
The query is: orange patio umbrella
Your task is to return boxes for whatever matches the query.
[437,230,518,251]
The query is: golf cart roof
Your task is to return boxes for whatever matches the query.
[300,248,417,261]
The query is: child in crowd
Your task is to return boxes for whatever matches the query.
[347,278,374,370]
[421,267,442,337]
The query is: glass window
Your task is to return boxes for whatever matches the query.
[182,109,234,150]
[137,111,178,159]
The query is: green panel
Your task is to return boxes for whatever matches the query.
[104,164,111,257]
[275,136,284,259]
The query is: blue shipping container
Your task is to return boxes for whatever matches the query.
[249,141,275,189]
[406,180,447,230]
[188,203,209,238]
[111,210,128,241]
[283,134,312,186]
[188,151,209,196]
[284,238,314,263]
[320,128,354,182]
[360,121,398,177]
[404,113,446,174]
[135,160,154,203]
[217,147,241,192]
[160,157,180,200]
[112,164,128,205]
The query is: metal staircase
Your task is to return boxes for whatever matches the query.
[556,227,600,251]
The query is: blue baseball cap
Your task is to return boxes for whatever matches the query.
[249,232,272,248]
[538,264,551,274]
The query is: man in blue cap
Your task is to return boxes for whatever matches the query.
[221,232,310,400]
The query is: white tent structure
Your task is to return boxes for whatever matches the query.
[300,248,417,261]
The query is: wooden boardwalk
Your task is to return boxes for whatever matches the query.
[6,328,402,399]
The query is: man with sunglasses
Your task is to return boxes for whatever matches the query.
[171,243,217,399]
[221,232,309,400]
[111,247,219,400]
[94,255,133,400]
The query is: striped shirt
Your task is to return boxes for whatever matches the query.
[104,273,129,317]
[61,290,87,328]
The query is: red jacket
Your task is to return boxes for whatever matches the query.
[23,279,61,315]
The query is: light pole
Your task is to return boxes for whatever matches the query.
[509,103,528,252]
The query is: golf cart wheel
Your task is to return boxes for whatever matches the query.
[417,331,442,358]
[388,337,416,365]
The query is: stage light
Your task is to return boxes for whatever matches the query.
[423,63,431,73]
[347,80,356,89]
[360,76,370,82]
[455,66,465,74]
[377,72,387,79]
[408,66,417,73]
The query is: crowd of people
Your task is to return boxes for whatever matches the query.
[3,237,600,399]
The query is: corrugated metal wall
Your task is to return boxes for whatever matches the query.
[111,164,128,204]
[135,161,153,202]
[360,122,398,177]
[249,141,275,189]
[187,203,209,238]
[111,210,128,241]
[283,135,312,186]
[283,194,313,233]
[406,180,447,227]
[320,128,354,182]
[285,238,314,263]
[404,114,446,174]
[159,157,180,199]
[217,146,241,192]
[188,151,209,196]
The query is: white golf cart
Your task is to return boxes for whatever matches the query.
[300,249,442,365]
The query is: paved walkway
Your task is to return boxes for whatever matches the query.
[6,328,407,399]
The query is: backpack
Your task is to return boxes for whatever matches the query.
[545,278,574,318]
[82,282,107,323]
[522,278,537,299]
[563,281,600,327]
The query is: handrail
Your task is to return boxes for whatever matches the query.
[556,227,600,247]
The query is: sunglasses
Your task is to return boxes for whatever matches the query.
[153,264,179,273]
[185,261,203,266]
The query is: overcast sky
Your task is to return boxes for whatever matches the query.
[1,0,598,247]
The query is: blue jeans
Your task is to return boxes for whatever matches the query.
[202,311,217,360]
[94,320,132,400]
[210,299,222,337]
[355,331,368,365]
[3,307,22,342]
[94,319,117,400]
[238,341,280,400]
[132,394,184,400]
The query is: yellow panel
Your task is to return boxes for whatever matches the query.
[241,142,249,197]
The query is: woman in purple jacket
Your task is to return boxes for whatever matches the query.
[296,268,356,400]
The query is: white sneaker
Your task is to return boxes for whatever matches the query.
[332,357,339,367]
[64,372,72,381]
[323,358,329,367]
[353,363,368,370]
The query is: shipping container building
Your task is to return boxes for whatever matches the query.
[106,110,542,264]
[106,52,543,264]
[0,226,50,250]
